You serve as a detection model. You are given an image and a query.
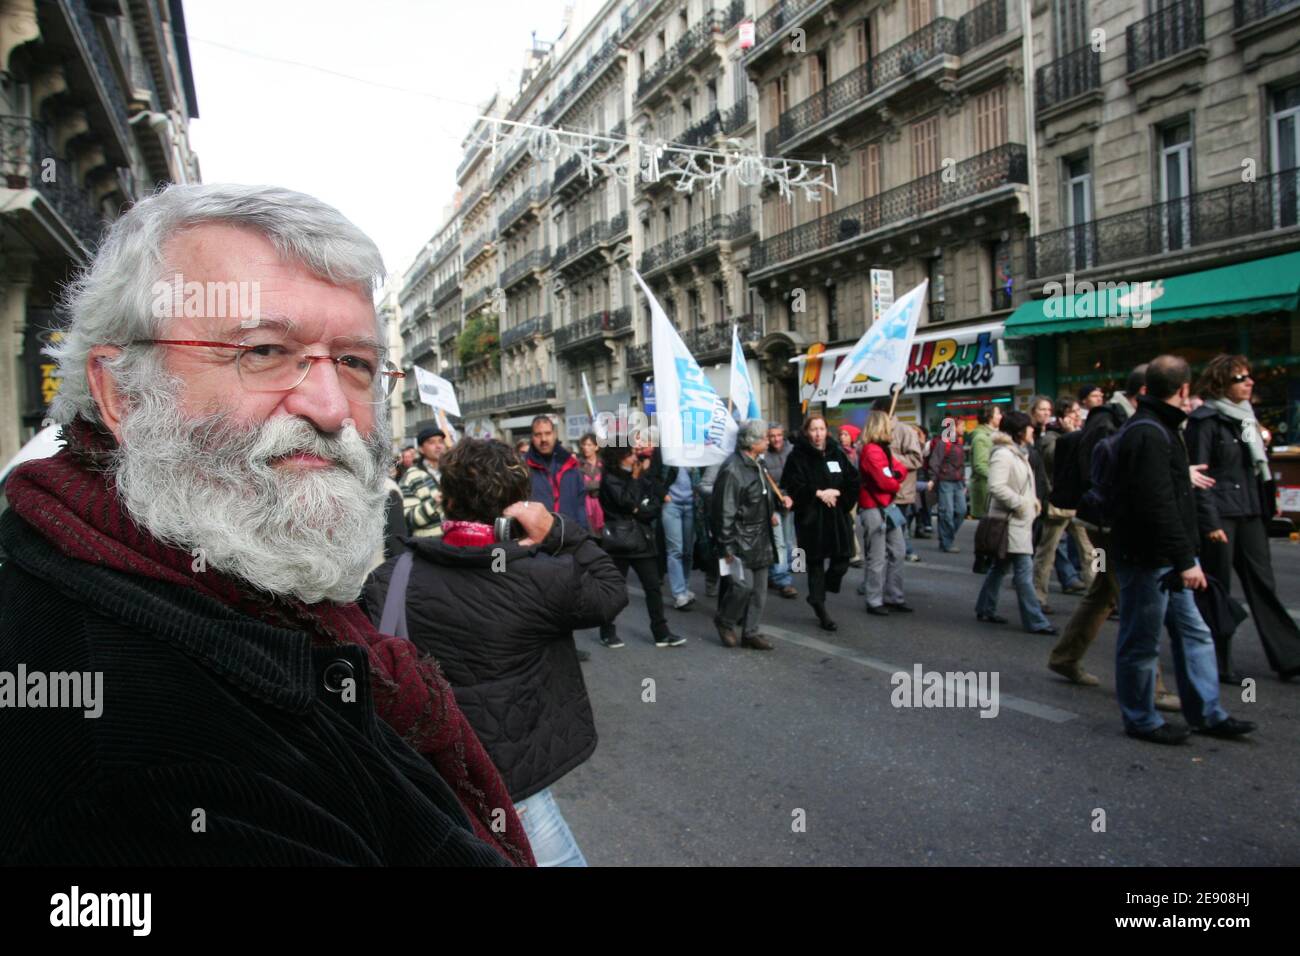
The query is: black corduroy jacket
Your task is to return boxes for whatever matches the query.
[0,509,507,866]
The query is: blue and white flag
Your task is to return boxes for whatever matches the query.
[729,324,761,422]
[825,279,928,408]
[635,270,737,466]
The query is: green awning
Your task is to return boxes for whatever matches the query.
[1005,250,1300,338]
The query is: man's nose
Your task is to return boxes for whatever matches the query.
[280,357,353,432]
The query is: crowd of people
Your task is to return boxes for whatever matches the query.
[0,183,1294,871]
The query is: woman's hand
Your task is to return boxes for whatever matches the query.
[1207,529,1229,544]
[816,488,840,507]
[503,501,554,547]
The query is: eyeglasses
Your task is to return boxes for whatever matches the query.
[1230,373,1253,384]
[133,336,406,404]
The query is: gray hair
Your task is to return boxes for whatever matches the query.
[47,183,386,425]
[739,418,767,451]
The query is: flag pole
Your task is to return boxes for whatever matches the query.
[887,382,903,418]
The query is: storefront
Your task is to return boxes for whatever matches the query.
[795,321,1032,440]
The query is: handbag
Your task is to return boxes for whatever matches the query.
[973,514,1010,561]
[600,518,650,556]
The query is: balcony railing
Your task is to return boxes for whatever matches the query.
[1029,167,1300,278]
[639,209,754,273]
[626,314,761,370]
[431,274,461,307]
[956,0,1007,53]
[0,115,104,251]
[462,182,486,213]
[498,183,550,233]
[555,306,633,350]
[1234,0,1300,26]
[66,0,132,154]
[554,211,628,268]
[439,319,461,344]
[501,383,557,409]
[1127,0,1203,74]
[723,0,747,30]
[1036,46,1101,113]
[721,97,750,133]
[500,248,550,289]
[464,232,495,266]
[750,0,832,53]
[752,144,1028,273]
[410,336,436,360]
[544,36,620,125]
[636,11,722,101]
[464,285,495,313]
[681,109,721,147]
[501,313,553,349]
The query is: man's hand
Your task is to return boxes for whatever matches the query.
[1207,529,1229,544]
[504,501,554,547]
[1190,464,1216,490]
[1181,564,1208,591]
[771,513,779,527]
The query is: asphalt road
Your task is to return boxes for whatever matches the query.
[555,522,1300,865]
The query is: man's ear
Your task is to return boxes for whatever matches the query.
[86,345,126,443]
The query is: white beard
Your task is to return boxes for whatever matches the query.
[112,397,389,604]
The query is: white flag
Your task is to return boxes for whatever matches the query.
[634,270,736,466]
[729,325,762,422]
[412,365,461,417]
[825,280,927,408]
[581,372,608,441]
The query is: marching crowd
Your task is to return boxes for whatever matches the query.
[1,183,1295,871]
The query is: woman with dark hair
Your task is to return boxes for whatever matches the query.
[974,410,1056,634]
[783,414,860,631]
[596,443,686,649]
[1188,355,1300,681]
[362,439,628,865]
[577,432,605,534]
[968,403,1003,525]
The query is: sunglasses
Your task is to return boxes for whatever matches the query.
[1230,373,1253,384]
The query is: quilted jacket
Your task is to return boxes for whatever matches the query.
[362,516,627,802]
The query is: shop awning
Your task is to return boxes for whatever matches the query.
[1005,250,1300,338]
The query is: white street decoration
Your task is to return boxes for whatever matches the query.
[729,325,761,422]
[412,365,461,417]
[825,280,929,408]
[635,270,736,466]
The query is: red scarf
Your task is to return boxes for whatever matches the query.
[441,520,497,548]
[4,418,534,867]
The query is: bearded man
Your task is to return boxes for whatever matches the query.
[0,184,534,866]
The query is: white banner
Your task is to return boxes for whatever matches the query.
[826,280,927,408]
[635,270,737,466]
[412,365,460,417]
[729,324,762,422]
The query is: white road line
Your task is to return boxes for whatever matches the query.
[626,586,1079,723]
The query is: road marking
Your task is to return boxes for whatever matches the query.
[627,586,1079,723]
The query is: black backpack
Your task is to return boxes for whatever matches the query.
[1077,417,1168,531]
[1048,429,1086,510]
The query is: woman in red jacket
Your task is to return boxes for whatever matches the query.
[858,410,912,616]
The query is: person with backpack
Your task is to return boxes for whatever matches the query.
[1108,356,1256,745]
[928,417,966,552]
[1032,398,1091,612]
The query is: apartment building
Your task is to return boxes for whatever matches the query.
[745,0,1034,433]
[1008,0,1300,442]
[398,210,460,446]
[0,0,200,465]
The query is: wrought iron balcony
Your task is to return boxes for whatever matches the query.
[1127,0,1203,74]
[620,0,664,34]
[501,383,558,409]
[1036,46,1101,114]
[639,209,754,274]
[500,248,550,289]
[749,0,832,57]
[501,313,554,349]
[461,391,505,417]
[0,115,105,252]
[65,0,132,156]
[956,0,1007,53]
[1030,167,1300,278]
[681,109,721,147]
[751,144,1028,274]
[1234,0,1300,26]
[721,97,750,133]
[431,275,461,307]
[464,285,495,313]
[554,214,625,268]
[439,319,461,344]
[410,336,436,360]
[498,183,551,233]
[547,36,620,124]
[636,11,723,102]
[626,342,652,371]
[723,0,747,30]
[442,363,463,383]
[555,306,633,351]
[464,232,496,266]
[684,315,762,359]
[462,182,487,214]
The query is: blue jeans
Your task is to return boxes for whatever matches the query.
[913,482,933,532]
[514,787,588,867]
[976,553,1051,632]
[662,500,694,599]
[1115,560,1229,734]
[937,481,966,551]
[1054,535,1083,588]
[770,508,795,587]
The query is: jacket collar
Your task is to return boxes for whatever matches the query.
[527,444,574,472]
[1137,394,1187,429]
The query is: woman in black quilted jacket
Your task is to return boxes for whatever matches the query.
[363,438,628,866]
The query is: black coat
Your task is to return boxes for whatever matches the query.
[1186,404,1267,529]
[1112,397,1199,573]
[0,509,506,866]
[783,436,860,562]
[598,466,663,560]
[711,451,777,569]
[362,516,626,802]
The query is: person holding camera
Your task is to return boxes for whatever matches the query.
[596,443,687,649]
[362,439,629,865]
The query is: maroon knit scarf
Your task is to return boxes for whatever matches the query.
[4,418,534,867]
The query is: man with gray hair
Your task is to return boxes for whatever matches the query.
[711,419,781,650]
[0,184,531,865]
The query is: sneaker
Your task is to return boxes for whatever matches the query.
[1126,723,1190,745]
[741,633,774,651]
[905,553,921,563]
[1154,691,1182,713]
[1194,716,1257,738]
[673,592,696,610]
[599,633,625,649]
[655,633,687,648]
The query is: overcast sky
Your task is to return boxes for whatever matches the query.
[184,0,586,284]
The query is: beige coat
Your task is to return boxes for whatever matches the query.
[986,432,1040,554]
[891,421,925,505]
